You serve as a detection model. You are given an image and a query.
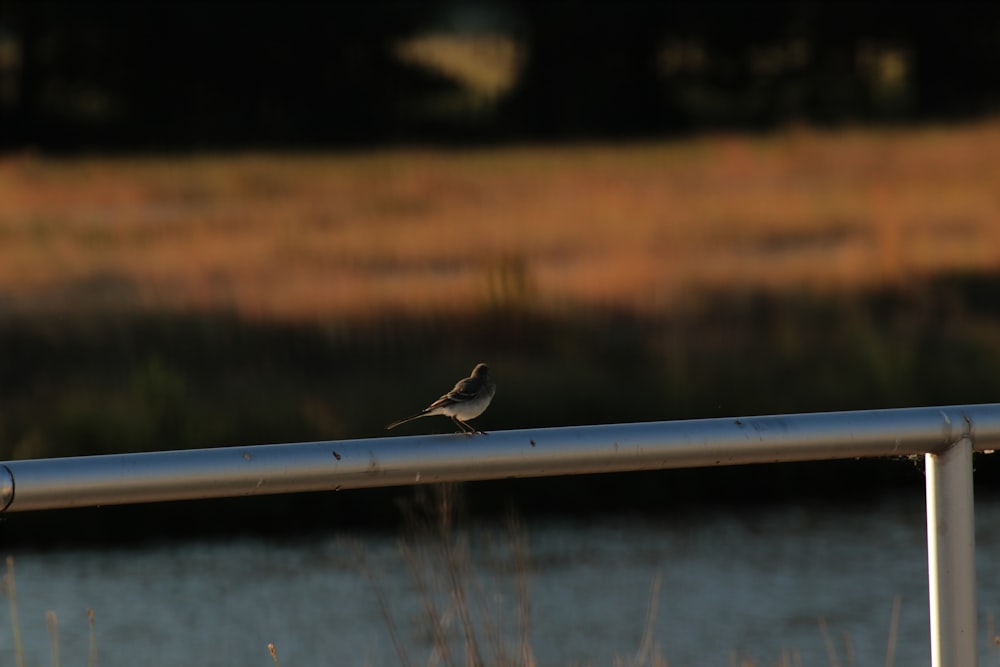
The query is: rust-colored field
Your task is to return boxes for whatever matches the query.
[2,121,999,321]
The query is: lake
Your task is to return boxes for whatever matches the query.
[3,492,999,666]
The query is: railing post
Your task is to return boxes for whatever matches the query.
[925,436,977,667]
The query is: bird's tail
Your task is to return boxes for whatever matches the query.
[386,411,428,430]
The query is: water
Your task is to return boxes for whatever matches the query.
[3,494,1000,667]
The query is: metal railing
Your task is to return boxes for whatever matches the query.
[3,403,998,667]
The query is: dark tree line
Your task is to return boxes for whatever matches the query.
[2,0,1000,150]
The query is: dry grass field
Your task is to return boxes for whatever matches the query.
[2,121,999,322]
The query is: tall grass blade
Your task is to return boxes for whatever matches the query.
[842,631,855,667]
[507,511,534,667]
[87,608,97,667]
[818,617,840,667]
[442,530,482,667]
[884,594,901,667]
[632,572,664,667]
[401,486,462,667]
[352,540,413,667]
[434,485,484,667]
[4,556,25,667]
[46,610,60,667]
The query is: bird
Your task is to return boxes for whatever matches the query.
[386,363,496,435]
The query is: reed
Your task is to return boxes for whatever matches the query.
[3,556,25,667]
[87,609,97,667]
[358,485,669,667]
[44,611,58,667]
[1,559,102,667]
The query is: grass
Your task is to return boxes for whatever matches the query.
[2,121,1000,321]
[2,556,98,667]
[4,557,24,667]
[354,484,667,667]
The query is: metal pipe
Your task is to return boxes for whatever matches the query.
[1,403,994,665]
[0,464,13,512]
[925,436,977,667]
[1,403,998,513]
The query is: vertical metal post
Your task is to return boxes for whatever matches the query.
[925,437,977,667]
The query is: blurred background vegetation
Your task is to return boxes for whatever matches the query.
[1,0,1000,543]
[4,1,1000,147]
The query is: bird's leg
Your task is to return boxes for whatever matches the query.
[452,416,473,435]
[457,418,486,435]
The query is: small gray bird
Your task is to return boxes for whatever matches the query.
[387,363,496,434]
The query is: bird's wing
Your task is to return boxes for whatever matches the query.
[427,376,480,408]
[451,375,484,398]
